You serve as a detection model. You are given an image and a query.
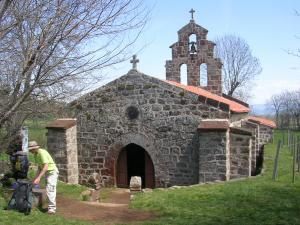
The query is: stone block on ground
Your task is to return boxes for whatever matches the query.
[2,188,14,202]
[129,176,142,193]
[32,188,47,208]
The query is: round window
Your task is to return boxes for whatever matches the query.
[126,106,139,120]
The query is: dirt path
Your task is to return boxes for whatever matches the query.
[56,189,157,225]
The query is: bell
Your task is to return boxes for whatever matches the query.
[190,41,197,54]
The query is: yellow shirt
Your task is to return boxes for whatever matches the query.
[34,148,58,172]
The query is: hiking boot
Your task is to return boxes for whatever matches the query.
[47,210,56,215]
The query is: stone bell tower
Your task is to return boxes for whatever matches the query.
[165,9,223,95]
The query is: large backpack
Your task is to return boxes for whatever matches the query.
[7,180,33,215]
[10,151,29,180]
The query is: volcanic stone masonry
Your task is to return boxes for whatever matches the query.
[45,11,275,188]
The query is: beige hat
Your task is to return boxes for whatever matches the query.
[28,141,40,150]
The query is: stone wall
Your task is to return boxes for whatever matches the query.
[47,120,78,184]
[198,131,228,182]
[229,128,251,179]
[65,125,78,184]
[254,124,272,175]
[70,70,230,187]
[241,120,259,175]
[242,122,273,175]
[47,128,67,180]
[259,125,273,144]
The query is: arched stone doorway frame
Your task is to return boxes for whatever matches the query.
[117,143,154,188]
[107,132,157,187]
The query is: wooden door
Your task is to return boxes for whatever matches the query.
[145,152,155,188]
[117,150,128,187]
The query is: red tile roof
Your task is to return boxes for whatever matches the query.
[165,81,250,113]
[247,116,276,128]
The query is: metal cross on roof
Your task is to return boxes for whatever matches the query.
[189,8,195,20]
[130,55,139,70]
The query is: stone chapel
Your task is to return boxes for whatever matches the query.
[46,11,276,188]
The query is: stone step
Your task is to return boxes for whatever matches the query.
[2,187,47,209]
[32,188,47,208]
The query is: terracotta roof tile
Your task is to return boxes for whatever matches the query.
[247,116,276,128]
[164,81,250,113]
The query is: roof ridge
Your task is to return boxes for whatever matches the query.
[164,80,250,113]
[247,116,276,128]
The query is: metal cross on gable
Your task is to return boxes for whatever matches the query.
[189,8,195,20]
[130,54,139,70]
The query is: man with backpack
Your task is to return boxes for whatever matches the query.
[1,135,29,185]
[5,135,32,215]
[28,141,59,214]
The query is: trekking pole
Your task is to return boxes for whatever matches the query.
[297,136,300,172]
[290,134,293,154]
[292,137,297,183]
[273,140,281,181]
[288,129,290,149]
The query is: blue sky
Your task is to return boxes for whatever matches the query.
[102,0,300,105]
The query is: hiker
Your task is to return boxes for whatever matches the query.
[1,135,29,186]
[28,141,59,214]
[8,135,29,180]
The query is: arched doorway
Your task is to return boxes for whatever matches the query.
[116,143,155,188]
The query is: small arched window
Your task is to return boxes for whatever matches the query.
[188,34,197,56]
[200,63,207,86]
[180,64,187,85]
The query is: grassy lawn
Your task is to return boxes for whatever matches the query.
[131,130,300,225]
[0,206,92,225]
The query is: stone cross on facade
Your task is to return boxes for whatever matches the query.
[130,55,139,70]
[189,8,195,20]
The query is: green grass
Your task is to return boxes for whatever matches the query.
[0,153,9,162]
[57,182,89,200]
[130,130,300,225]
[0,208,92,225]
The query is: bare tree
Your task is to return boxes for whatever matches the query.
[214,35,262,101]
[289,90,300,128]
[0,0,148,149]
[267,90,300,129]
[267,94,283,127]
[281,91,294,128]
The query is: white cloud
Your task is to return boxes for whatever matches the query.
[251,79,300,104]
